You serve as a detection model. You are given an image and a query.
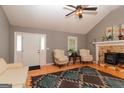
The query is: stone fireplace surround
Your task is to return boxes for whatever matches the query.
[93,40,124,65]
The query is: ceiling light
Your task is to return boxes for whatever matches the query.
[75,9,83,16]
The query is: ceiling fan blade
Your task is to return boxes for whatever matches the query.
[65,10,76,16]
[66,5,76,9]
[83,11,98,15]
[63,7,74,11]
[83,7,97,11]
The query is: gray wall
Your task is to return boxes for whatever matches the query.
[0,7,10,62]
[86,6,124,59]
[3,6,124,63]
[10,26,86,63]
[2,6,124,63]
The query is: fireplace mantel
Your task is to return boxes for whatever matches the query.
[93,40,124,64]
[93,40,124,45]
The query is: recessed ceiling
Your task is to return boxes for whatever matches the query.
[2,5,120,34]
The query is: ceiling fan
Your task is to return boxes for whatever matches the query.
[65,5,98,18]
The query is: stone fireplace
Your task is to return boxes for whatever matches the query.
[93,40,124,64]
[99,45,124,63]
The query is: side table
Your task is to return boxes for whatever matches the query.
[69,55,81,64]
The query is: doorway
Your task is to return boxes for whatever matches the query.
[14,32,46,66]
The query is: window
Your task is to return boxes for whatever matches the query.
[68,36,77,51]
[16,35,22,51]
[41,34,46,50]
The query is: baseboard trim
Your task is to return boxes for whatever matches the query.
[42,63,54,66]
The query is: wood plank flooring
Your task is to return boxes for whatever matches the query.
[26,63,124,88]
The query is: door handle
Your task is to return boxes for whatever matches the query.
[37,50,40,53]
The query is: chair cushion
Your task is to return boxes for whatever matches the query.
[81,55,93,61]
[0,58,7,75]
[58,58,68,62]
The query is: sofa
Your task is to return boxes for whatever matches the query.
[0,58,28,88]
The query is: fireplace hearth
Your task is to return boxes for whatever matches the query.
[105,52,124,65]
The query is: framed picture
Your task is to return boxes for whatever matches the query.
[113,25,120,40]
[121,24,124,36]
[106,27,113,37]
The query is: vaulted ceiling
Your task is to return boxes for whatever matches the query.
[2,5,120,34]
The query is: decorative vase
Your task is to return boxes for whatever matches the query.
[118,35,124,40]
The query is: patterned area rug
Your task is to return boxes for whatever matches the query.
[32,66,124,88]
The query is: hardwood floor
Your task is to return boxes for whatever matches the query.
[26,62,124,88]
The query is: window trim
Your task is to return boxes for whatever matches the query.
[16,35,22,52]
[40,34,46,50]
[68,36,78,51]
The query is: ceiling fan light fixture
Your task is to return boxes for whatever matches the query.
[65,5,98,19]
[75,11,79,15]
[75,9,83,15]
[79,9,83,14]
[79,14,82,18]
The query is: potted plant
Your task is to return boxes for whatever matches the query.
[101,35,107,41]
[68,49,77,56]
[106,35,114,41]
[101,35,113,41]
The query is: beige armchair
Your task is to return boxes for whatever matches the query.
[79,49,93,63]
[53,49,68,67]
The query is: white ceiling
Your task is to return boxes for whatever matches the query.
[2,5,120,34]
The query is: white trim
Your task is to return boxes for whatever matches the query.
[95,44,99,64]
[68,36,78,51]
[40,34,46,66]
[40,62,54,67]
[14,32,23,63]
[93,40,124,45]
[42,63,54,66]
[14,32,16,63]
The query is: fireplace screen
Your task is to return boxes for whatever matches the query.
[105,53,124,65]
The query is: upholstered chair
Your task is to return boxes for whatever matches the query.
[53,49,68,67]
[79,49,93,63]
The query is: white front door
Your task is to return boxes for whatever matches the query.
[40,34,46,66]
[14,32,46,66]
[22,33,41,66]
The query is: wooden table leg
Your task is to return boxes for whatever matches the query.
[79,56,82,64]
[73,57,76,64]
